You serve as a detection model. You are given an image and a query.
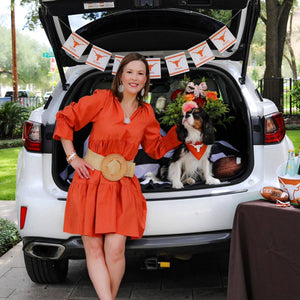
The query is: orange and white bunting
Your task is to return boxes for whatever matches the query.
[209,26,236,53]
[112,55,124,75]
[62,33,89,59]
[146,58,161,79]
[188,41,215,68]
[165,52,189,77]
[86,46,112,71]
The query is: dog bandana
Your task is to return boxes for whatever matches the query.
[186,142,208,160]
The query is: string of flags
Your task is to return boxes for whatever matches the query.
[62,25,237,79]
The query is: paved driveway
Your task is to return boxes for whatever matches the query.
[0,201,228,299]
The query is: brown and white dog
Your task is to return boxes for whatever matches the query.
[168,104,221,189]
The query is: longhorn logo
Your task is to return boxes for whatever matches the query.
[216,31,227,43]
[148,63,157,72]
[193,46,206,57]
[72,37,84,48]
[94,51,105,61]
[170,57,183,68]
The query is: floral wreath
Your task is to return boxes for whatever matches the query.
[159,75,234,127]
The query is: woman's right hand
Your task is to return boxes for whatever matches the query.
[70,156,94,179]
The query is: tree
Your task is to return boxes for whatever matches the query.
[284,8,298,79]
[0,26,55,92]
[260,0,294,109]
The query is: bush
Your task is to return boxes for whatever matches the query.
[0,139,23,149]
[0,218,21,256]
[0,102,30,139]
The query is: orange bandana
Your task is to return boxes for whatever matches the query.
[186,142,208,160]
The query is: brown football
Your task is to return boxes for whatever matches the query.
[213,157,242,179]
[260,186,289,202]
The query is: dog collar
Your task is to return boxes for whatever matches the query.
[186,142,208,160]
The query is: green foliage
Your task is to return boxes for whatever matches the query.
[0,25,54,91]
[159,76,232,128]
[0,139,23,149]
[289,80,300,110]
[0,218,21,257]
[20,0,41,31]
[0,102,29,139]
[159,94,185,127]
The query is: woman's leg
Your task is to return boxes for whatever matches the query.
[104,234,127,299]
[82,235,112,300]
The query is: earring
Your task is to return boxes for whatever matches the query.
[118,84,124,93]
[141,88,145,97]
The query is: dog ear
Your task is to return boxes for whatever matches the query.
[176,124,188,142]
[202,118,215,145]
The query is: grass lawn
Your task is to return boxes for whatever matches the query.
[286,130,300,154]
[0,148,21,200]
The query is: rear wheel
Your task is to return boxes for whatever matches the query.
[24,253,69,283]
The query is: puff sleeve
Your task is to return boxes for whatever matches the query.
[141,104,182,159]
[53,89,110,141]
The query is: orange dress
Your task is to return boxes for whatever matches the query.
[53,89,181,239]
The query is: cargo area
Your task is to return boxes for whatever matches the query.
[50,66,252,193]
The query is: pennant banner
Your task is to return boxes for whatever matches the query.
[165,52,189,77]
[62,32,89,59]
[210,26,237,54]
[112,55,124,75]
[86,45,112,71]
[61,25,237,77]
[188,41,215,68]
[147,58,161,79]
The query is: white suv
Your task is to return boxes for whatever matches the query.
[16,0,292,283]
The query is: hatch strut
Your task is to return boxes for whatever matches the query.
[239,0,260,85]
[39,5,69,91]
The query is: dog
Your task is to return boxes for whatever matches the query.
[167,105,221,189]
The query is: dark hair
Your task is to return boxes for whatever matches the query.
[111,53,150,106]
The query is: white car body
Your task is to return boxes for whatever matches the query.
[15,0,293,283]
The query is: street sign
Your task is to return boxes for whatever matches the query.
[43,51,54,58]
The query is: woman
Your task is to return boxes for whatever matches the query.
[53,53,181,299]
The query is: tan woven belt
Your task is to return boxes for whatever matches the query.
[84,148,135,181]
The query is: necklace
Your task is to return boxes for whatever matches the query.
[122,102,138,125]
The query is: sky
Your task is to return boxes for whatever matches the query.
[0,0,50,47]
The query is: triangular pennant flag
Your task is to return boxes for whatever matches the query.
[146,58,161,79]
[165,52,189,77]
[86,46,112,71]
[112,55,124,75]
[62,32,89,59]
[209,26,237,53]
[188,41,215,68]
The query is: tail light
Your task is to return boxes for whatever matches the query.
[264,112,286,144]
[22,121,42,152]
[20,206,27,230]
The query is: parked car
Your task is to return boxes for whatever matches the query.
[43,91,52,101]
[16,0,293,284]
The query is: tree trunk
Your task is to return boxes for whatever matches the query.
[263,0,293,111]
[285,10,298,79]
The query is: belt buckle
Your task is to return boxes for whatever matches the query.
[100,153,128,181]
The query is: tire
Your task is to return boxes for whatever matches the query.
[24,253,69,283]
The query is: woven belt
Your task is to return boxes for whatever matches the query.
[84,148,135,181]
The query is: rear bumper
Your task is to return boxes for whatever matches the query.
[22,231,231,260]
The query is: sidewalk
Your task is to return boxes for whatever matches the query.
[0,201,228,299]
[0,200,17,224]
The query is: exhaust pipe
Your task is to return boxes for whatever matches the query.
[24,242,65,260]
[143,257,171,270]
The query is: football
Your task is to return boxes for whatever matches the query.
[260,186,289,202]
[212,156,242,179]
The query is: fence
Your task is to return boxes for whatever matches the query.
[258,78,300,118]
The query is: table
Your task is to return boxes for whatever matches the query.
[227,200,300,300]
